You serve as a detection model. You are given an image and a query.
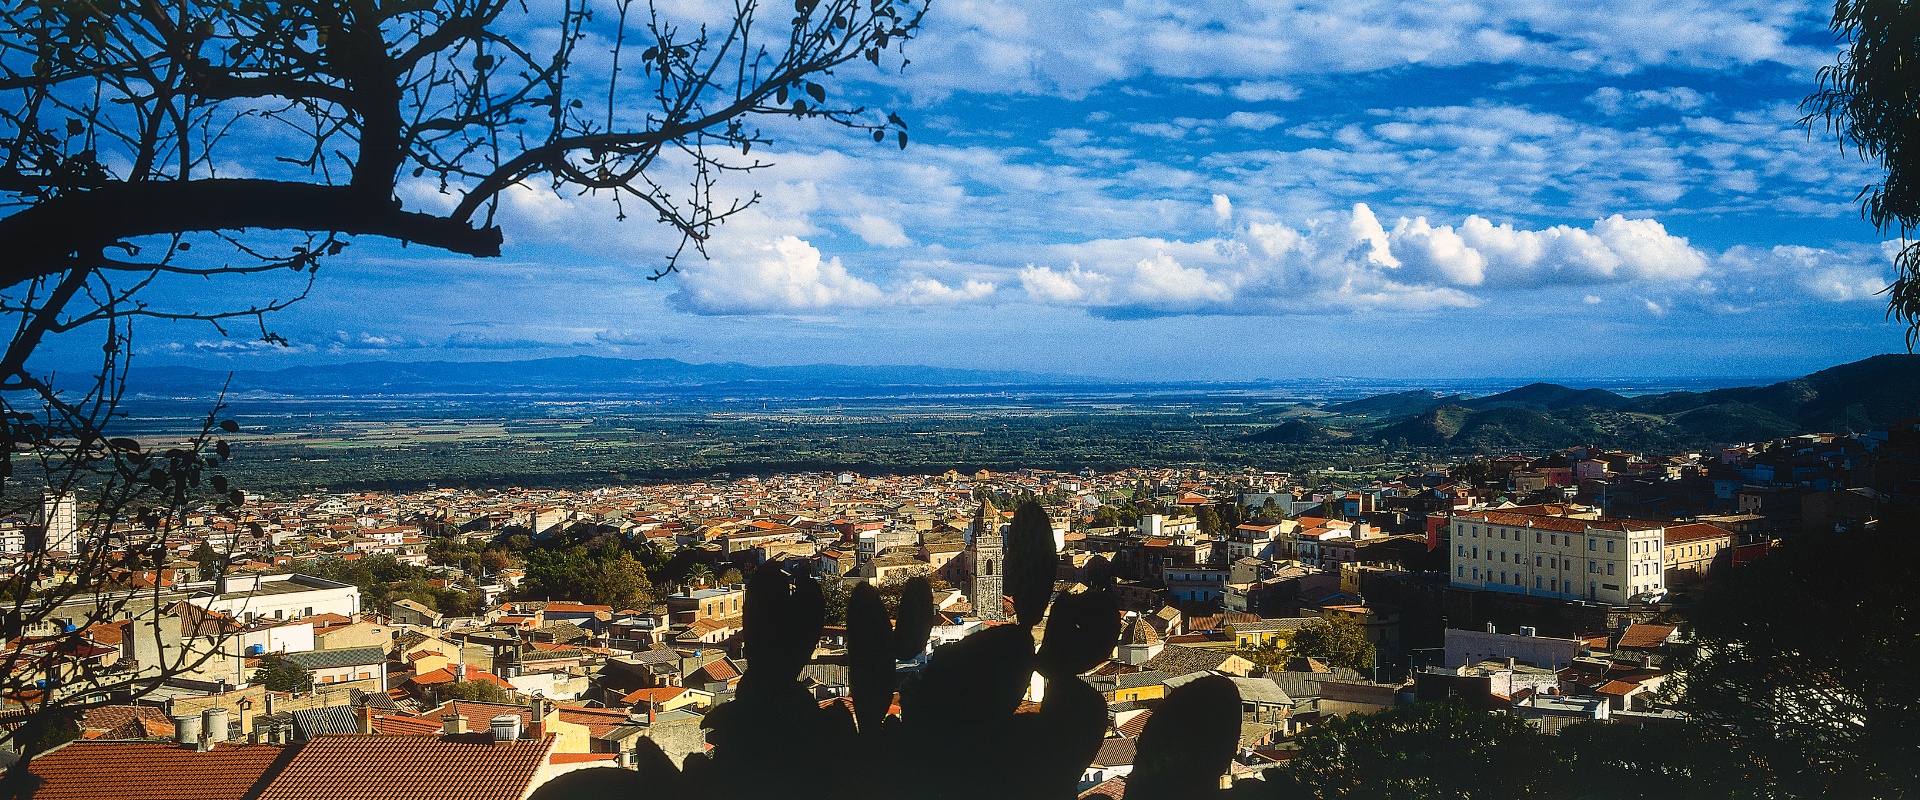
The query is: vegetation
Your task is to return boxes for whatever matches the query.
[434,680,516,704]
[1281,615,1377,673]
[298,554,481,617]
[249,654,314,693]
[1003,502,1059,626]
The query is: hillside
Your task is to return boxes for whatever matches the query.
[1239,418,1350,445]
[1244,354,1920,450]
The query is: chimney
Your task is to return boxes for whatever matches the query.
[1486,622,1496,634]
[528,699,547,741]
[354,703,374,735]
[444,715,468,735]
[173,713,202,750]
[265,693,276,716]
[1506,657,1516,670]
[203,708,230,745]
[647,701,657,726]
[489,714,522,743]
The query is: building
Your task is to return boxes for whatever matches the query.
[1443,626,1585,671]
[187,573,362,623]
[968,499,1005,621]
[282,646,389,691]
[1447,511,1665,605]
[1662,522,1735,583]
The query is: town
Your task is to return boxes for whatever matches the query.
[4,414,1912,798]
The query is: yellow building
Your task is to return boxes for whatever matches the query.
[1662,522,1735,582]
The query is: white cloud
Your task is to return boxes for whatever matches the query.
[671,235,886,314]
[1718,244,1893,303]
[1212,194,1233,224]
[1586,86,1710,115]
[846,214,914,247]
[1228,81,1302,102]
[893,0,1825,99]
[1223,111,1285,130]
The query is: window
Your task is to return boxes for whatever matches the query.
[1472,547,1478,558]
[1500,571,1507,583]
[1589,538,1597,551]
[1606,540,1615,553]
[1590,560,1598,573]
[1535,576,1543,589]
[1500,551,1507,563]
[1473,568,1480,580]
[1607,563,1615,576]
[1458,565,1465,577]
[1536,532,1542,544]
[1458,545,1466,557]
[1550,578,1558,591]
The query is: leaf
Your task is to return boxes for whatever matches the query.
[806,83,825,103]
[897,130,908,149]
[472,54,494,70]
[793,99,808,114]
[66,118,84,136]
[229,489,246,506]
[219,419,240,433]
[873,129,885,142]
[887,112,908,129]
[212,475,228,494]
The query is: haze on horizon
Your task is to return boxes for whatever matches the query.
[55,0,1915,383]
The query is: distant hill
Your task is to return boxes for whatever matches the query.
[1324,390,1463,417]
[127,356,1083,397]
[1240,418,1350,445]
[1245,354,1920,449]
[1625,354,1920,432]
[1462,383,1633,412]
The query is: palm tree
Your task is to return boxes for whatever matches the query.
[686,563,714,589]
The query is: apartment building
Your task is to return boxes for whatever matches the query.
[1447,510,1665,605]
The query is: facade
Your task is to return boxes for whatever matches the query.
[1662,522,1735,582]
[1448,511,1665,605]
[188,574,361,622]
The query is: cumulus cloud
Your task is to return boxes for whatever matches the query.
[1011,205,1722,316]
[671,235,886,314]
[1229,81,1302,102]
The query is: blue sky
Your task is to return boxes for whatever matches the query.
[102,0,1917,380]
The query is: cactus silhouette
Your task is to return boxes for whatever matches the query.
[530,561,1243,800]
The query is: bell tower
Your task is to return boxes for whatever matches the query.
[969,498,1005,621]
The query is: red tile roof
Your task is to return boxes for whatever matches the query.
[1080,776,1126,799]
[370,712,443,736]
[621,686,688,705]
[549,753,617,764]
[1617,623,1676,650]
[78,705,176,740]
[255,734,554,800]
[1664,522,1734,545]
[25,741,287,800]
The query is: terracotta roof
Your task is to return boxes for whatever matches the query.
[370,712,443,736]
[621,686,687,705]
[1091,737,1138,767]
[25,741,287,800]
[1116,710,1152,737]
[1596,680,1641,696]
[1080,776,1126,799]
[689,658,740,683]
[256,734,554,800]
[555,706,633,738]
[1664,522,1733,545]
[1617,624,1676,650]
[78,705,176,740]
[549,753,617,764]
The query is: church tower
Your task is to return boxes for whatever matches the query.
[968,498,1005,621]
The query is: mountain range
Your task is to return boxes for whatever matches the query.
[1260,354,1920,450]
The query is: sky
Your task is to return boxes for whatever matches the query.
[81,0,1920,380]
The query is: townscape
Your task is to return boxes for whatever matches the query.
[3,412,1913,798]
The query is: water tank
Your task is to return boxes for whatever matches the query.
[203,708,230,744]
[490,714,522,743]
[247,644,266,656]
[173,713,202,747]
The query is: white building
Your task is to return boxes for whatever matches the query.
[1447,511,1664,605]
[185,573,362,622]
